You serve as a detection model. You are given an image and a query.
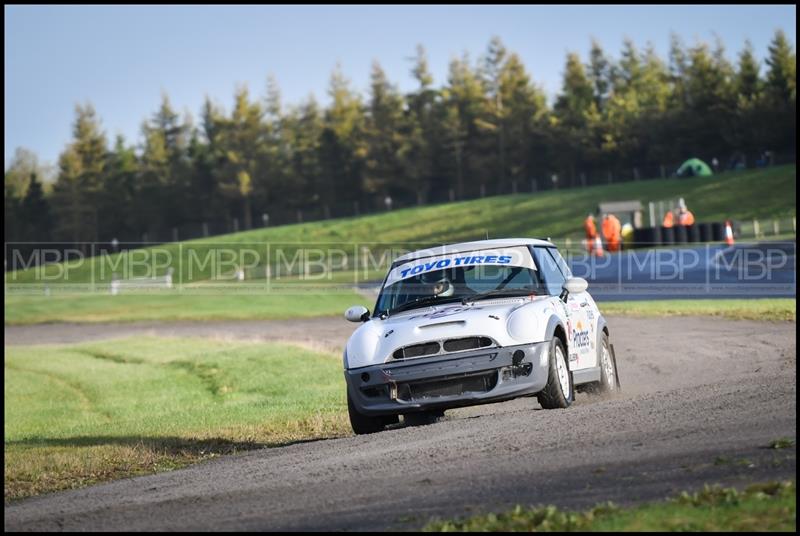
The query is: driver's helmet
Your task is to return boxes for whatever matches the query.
[420,270,454,297]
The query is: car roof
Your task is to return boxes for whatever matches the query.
[394,238,555,263]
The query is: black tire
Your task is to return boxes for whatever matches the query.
[711,222,726,242]
[699,222,713,242]
[537,337,574,409]
[687,224,701,243]
[651,225,662,247]
[403,410,444,427]
[674,224,688,244]
[382,414,400,426]
[588,331,620,395]
[660,226,675,246]
[347,391,385,434]
[633,227,650,248]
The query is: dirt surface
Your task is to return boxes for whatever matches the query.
[4,315,797,531]
[4,317,350,353]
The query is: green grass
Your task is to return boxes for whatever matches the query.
[600,298,796,322]
[4,337,350,500]
[4,289,371,325]
[768,438,796,450]
[6,165,796,286]
[423,480,796,532]
[5,294,793,326]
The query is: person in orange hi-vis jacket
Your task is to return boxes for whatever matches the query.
[677,198,695,226]
[663,210,675,227]
[584,213,597,254]
[602,213,622,252]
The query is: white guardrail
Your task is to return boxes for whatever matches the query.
[110,268,173,295]
[737,217,796,240]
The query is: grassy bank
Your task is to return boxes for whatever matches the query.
[601,298,796,322]
[4,289,370,325]
[423,480,796,531]
[4,337,350,500]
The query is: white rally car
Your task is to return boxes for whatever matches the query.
[343,239,620,434]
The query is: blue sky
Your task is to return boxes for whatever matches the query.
[4,5,796,168]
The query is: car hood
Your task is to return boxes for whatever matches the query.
[345,296,558,369]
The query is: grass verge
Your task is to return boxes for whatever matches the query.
[4,337,350,500]
[5,293,794,327]
[4,289,370,325]
[423,480,796,531]
[600,298,796,322]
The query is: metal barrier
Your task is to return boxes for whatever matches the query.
[110,268,174,295]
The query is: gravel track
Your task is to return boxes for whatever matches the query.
[4,315,796,531]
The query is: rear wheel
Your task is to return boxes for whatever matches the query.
[598,332,620,393]
[587,332,620,395]
[537,337,574,409]
[347,391,385,434]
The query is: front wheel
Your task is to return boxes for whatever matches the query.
[537,337,574,409]
[348,391,385,434]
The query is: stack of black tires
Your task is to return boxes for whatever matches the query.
[632,222,727,248]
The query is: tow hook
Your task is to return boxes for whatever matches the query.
[502,350,533,380]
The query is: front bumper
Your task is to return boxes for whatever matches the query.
[345,341,551,415]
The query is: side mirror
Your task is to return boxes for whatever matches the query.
[560,277,588,302]
[345,305,370,323]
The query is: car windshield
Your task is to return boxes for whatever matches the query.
[374,246,545,316]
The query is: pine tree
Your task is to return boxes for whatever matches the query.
[285,96,324,212]
[51,103,108,245]
[554,52,594,185]
[364,61,405,198]
[19,172,53,242]
[403,44,438,205]
[482,37,509,190]
[499,52,547,188]
[667,34,689,109]
[588,39,613,112]
[765,29,796,104]
[555,52,595,129]
[762,29,796,154]
[736,40,761,101]
[444,53,488,198]
[319,65,367,212]
[98,135,137,241]
[217,86,264,230]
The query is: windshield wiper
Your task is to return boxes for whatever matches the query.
[385,295,460,317]
[461,288,535,305]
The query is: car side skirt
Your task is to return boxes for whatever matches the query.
[572,366,601,385]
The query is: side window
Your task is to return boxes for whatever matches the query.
[532,247,566,296]
[547,247,572,279]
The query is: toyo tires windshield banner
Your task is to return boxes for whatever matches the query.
[385,246,536,287]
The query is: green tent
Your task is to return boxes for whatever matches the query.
[675,158,713,177]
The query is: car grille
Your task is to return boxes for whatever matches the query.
[442,336,493,352]
[393,342,441,360]
[396,371,498,401]
[391,336,495,361]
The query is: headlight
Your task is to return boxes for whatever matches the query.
[506,308,538,342]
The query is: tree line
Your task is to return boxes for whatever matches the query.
[4,31,796,246]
